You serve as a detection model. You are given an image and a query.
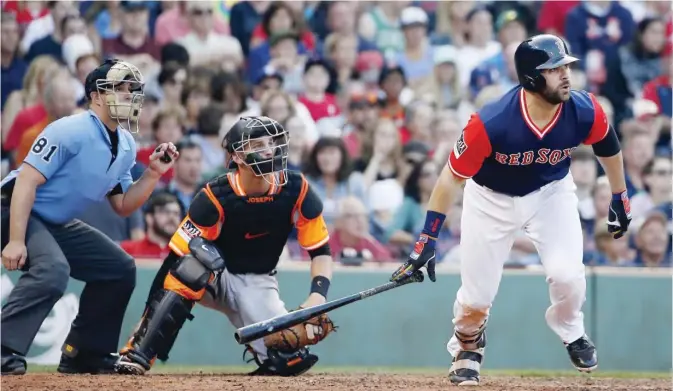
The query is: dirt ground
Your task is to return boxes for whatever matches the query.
[2,373,671,391]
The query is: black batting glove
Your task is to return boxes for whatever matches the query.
[608,190,632,239]
[391,234,436,283]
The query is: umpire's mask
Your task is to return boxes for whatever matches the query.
[223,116,290,186]
[92,60,145,133]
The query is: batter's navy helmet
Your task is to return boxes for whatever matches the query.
[514,34,579,92]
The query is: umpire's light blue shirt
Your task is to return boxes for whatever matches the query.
[1,110,137,224]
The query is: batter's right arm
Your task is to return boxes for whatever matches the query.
[391,114,492,283]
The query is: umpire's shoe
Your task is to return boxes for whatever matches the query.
[56,344,118,374]
[565,335,598,372]
[1,347,27,375]
[449,331,487,386]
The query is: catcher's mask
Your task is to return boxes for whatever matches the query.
[85,59,145,133]
[223,116,289,186]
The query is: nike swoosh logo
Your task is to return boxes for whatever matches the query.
[245,232,269,240]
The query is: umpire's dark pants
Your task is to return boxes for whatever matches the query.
[1,202,136,356]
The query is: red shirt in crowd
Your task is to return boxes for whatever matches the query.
[5,103,47,152]
[121,237,171,260]
[537,0,579,36]
[2,2,49,26]
[102,36,161,60]
[327,231,394,262]
[136,145,174,184]
[298,94,340,122]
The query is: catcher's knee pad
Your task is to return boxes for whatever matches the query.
[121,253,222,370]
[253,347,319,377]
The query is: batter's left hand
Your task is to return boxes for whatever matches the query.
[391,234,437,283]
[607,190,632,239]
[148,142,179,175]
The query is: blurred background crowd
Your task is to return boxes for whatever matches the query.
[1,0,671,268]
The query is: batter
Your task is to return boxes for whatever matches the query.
[391,35,632,386]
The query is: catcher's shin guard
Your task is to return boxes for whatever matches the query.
[116,254,219,375]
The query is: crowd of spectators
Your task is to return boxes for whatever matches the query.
[1,0,671,268]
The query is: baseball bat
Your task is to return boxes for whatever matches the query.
[234,271,425,345]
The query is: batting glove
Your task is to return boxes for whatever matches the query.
[391,234,436,283]
[608,190,632,239]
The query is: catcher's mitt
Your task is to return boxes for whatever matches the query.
[263,311,337,352]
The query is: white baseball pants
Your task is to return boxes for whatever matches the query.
[200,270,287,361]
[447,173,587,357]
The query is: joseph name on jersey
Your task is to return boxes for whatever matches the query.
[449,86,609,196]
[168,170,329,275]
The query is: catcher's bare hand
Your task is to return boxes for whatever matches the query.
[300,293,326,310]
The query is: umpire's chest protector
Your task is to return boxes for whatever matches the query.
[206,171,304,274]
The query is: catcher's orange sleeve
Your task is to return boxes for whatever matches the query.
[168,184,224,256]
[293,175,330,250]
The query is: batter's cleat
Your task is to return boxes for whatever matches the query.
[449,332,486,386]
[1,347,27,375]
[565,335,598,372]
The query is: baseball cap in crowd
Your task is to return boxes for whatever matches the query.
[349,91,380,110]
[469,65,499,98]
[269,30,300,47]
[403,141,431,164]
[356,51,384,85]
[378,64,407,86]
[121,0,149,11]
[434,45,458,66]
[355,51,384,73]
[465,5,492,23]
[495,9,525,32]
[400,6,429,28]
[630,210,669,239]
[255,64,284,86]
[160,42,189,67]
[62,34,96,74]
[368,179,404,213]
[304,57,331,74]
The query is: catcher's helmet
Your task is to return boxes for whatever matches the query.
[223,116,289,186]
[514,34,579,92]
[85,58,145,133]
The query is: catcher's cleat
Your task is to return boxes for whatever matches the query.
[1,347,26,376]
[115,354,150,375]
[245,346,319,376]
[449,331,486,386]
[56,345,118,375]
[565,335,597,372]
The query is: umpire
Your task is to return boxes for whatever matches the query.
[0,59,178,375]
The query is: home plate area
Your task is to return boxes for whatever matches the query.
[3,372,671,391]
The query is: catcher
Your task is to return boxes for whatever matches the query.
[115,116,336,376]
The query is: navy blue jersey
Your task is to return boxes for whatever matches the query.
[448,86,609,196]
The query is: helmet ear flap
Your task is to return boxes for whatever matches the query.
[523,72,546,92]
